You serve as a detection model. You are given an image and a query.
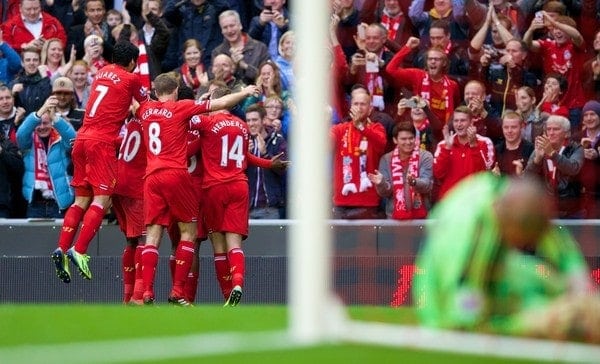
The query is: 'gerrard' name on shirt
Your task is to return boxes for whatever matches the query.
[142,108,173,120]
[95,71,122,84]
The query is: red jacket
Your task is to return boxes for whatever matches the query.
[385,45,460,125]
[332,44,351,119]
[1,12,67,53]
[433,135,495,198]
[0,0,19,22]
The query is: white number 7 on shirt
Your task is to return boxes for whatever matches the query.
[88,85,109,117]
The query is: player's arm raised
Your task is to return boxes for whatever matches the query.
[209,85,261,112]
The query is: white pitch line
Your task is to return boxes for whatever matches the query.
[0,330,302,364]
[2,324,599,363]
[341,320,600,363]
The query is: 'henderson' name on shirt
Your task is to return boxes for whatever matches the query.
[191,115,249,136]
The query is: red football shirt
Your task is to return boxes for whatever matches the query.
[137,99,210,176]
[78,64,147,142]
[114,117,146,198]
[190,111,250,188]
[537,39,586,108]
[186,129,205,195]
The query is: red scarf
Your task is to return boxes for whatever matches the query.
[33,133,54,199]
[381,11,402,41]
[134,40,151,95]
[340,122,372,195]
[420,73,453,123]
[182,63,204,91]
[390,148,426,219]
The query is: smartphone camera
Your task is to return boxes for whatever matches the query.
[482,44,499,59]
[535,11,543,21]
[265,5,272,12]
[406,97,419,108]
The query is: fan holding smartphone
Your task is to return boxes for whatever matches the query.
[250,1,290,59]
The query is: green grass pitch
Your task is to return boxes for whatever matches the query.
[0,304,545,363]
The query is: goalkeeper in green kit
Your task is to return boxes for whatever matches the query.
[412,172,598,341]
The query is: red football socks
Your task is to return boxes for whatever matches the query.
[214,253,231,300]
[171,240,195,298]
[57,204,84,252]
[122,245,136,303]
[228,248,245,288]
[132,245,144,301]
[184,271,199,303]
[141,245,159,299]
[73,203,105,254]
[169,254,176,286]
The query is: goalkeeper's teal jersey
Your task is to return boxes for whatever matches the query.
[412,173,588,333]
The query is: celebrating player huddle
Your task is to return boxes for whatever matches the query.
[51,41,283,307]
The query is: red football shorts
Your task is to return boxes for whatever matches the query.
[144,169,198,227]
[166,179,207,242]
[112,194,145,238]
[71,139,118,196]
[203,180,249,238]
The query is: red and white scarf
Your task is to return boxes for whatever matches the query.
[181,63,205,92]
[390,148,426,219]
[381,10,403,41]
[134,40,151,96]
[341,122,372,195]
[420,73,453,123]
[33,134,54,199]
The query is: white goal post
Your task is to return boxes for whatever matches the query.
[288,0,337,344]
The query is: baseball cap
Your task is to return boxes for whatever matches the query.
[53,77,74,93]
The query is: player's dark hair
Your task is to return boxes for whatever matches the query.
[117,24,133,43]
[112,41,139,67]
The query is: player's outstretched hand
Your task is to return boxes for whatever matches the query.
[270,152,290,173]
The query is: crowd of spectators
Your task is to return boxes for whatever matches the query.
[0,0,599,219]
[328,0,600,219]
